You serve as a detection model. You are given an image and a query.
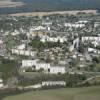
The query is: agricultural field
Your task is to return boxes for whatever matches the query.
[3,86,100,100]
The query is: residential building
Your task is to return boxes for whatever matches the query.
[49,66,66,74]
[0,79,3,88]
[11,49,36,57]
[42,81,66,86]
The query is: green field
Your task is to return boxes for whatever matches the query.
[3,86,100,100]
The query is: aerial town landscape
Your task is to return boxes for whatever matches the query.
[0,0,100,100]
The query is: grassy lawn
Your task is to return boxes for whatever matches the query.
[3,86,100,100]
[95,63,100,71]
[0,61,15,73]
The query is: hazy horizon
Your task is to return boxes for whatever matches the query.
[0,0,100,14]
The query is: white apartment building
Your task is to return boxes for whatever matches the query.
[21,60,66,74]
[42,81,66,86]
[16,44,26,50]
[11,49,36,57]
[69,45,74,52]
[0,79,3,88]
[22,60,38,68]
[88,48,100,54]
[11,30,20,36]
[77,20,88,24]
[40,36,67,43]
[36,63,51,70]
[42,21,52,26]
[0,39,3,44]
[25,81,66,89]
[49,66,66,74]
[64,23,85,28]
[21,60,50,70]
[30,26,46,32]
[82,37,100,42]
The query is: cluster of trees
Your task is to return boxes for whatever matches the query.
[0,16,39,31]
[18,72,86,87]
[65,74,86,87]
[29,35,63,50]
[0,57,17,81]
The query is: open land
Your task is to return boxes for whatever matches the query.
[3,86,100,100]
[9,10,97,17]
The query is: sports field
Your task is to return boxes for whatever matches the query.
[3,86,100,100]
